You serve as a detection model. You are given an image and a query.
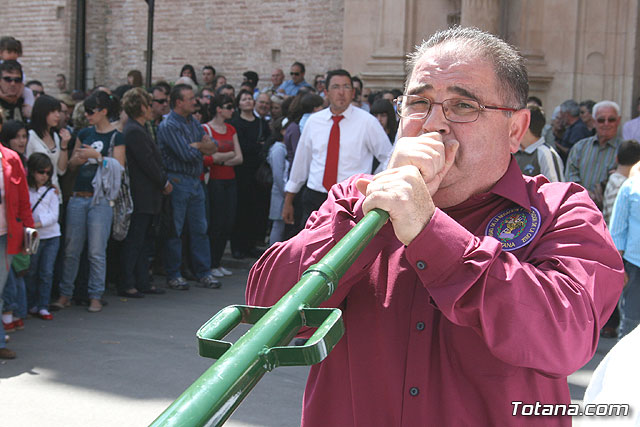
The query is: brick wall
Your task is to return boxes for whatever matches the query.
[1,0,344,94]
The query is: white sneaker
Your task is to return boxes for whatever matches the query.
[219,267,232,276]
[211,268,225,278]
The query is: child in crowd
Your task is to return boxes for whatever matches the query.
[602,140,640,225]
[25,153,60,320]
[0,119,28,333]
[267,117,289,246]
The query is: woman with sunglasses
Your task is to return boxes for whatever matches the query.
[52,91,125,313]
[202,94,243,277]
[26,94,71,193]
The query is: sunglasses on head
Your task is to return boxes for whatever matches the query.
[153,98,168,104]
[2,76,21,84]
[596,117,617,124]
[36,169,52,176]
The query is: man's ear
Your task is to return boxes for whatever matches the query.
[508,108,530,153]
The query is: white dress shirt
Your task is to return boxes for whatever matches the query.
[285,104,392,194]
[622,116,640,142]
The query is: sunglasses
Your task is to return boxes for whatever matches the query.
[290,72,301,76]
[2,76,21,84]
[596,117,617,124]
[222,104,234,110]
[32,90,44,96]
[36,169,53,176]
[153,98,168,104]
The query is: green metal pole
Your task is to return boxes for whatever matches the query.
[150,208,389,427]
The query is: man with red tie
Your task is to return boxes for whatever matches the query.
[281,69,392,227]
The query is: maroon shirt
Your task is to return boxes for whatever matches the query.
[246,157,623,426]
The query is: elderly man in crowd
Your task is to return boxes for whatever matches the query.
[247,27,623,426]
[263,68,285,94]
[565,100,623,208]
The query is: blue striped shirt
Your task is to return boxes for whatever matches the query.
[157,111,205,177]
[565,135,621,192]
[609,175,640,267]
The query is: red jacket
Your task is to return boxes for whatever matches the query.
[1,145,34,254]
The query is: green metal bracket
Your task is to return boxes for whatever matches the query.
[197,305,345,368]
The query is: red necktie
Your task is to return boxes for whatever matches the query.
[323,115,344,191]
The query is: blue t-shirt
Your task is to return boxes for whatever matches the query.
[73,127,124,192]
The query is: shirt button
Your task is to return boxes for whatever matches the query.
[409,387,419,396]
[416,321,425,331]
[416,260,426,270]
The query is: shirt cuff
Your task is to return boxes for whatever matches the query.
[404,208,477,287]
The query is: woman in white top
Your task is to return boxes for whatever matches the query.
[26,95,70,191]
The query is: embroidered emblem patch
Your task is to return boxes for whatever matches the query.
[485,207,541,251]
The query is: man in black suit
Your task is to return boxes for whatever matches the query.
[120,87,173,297]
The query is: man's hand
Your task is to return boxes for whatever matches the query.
[355,166,434,246]
[163,182,173,195]
[387,132,458,195]
[192,134,218,155]
[282,192,296,224]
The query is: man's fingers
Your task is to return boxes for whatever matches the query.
[355,178,372,196]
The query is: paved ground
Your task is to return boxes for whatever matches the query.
[0,250,620,426]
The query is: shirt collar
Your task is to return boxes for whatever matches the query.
[489,156,532,209]
[593,135,620,149]
[168,110,192,124]
[522,137,546,154]
[326,103,353,120]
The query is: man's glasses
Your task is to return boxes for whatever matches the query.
[153,98,168,104]
[290,72,301,76]
[222,104,234,110]
[596,117,617,124]
[2,76,21,84]
[32,90,44,97]
[85,108,96,115]
[394,95,518,123]
[36,169,52,176]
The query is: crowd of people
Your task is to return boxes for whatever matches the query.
[0,27,638,371]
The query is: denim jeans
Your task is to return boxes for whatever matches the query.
[0,235,14,349]
[59,196,113,300]
[208,179,236,268]
[269,220,285,247]
[120,213,154,291]
[619,260,640,338]
[2,266,26,318]
[164,174,211,280]
[26,236,60,310]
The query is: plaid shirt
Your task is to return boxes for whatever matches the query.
[157,111,205,177]
[565,135,621,192]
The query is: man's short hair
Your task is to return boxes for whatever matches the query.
[592,100,621,118]
[616,140,640,166]
[26,80,43,88]
[151,85,168,95]
[527,96,542,107]
[203,65,216,75]
[527,105,546,138]
[56,73,66,81]
[579,100,595,113]
[326,69,353,88]
[560,100,580,117]
[352,76,363,89]
[0,60,23,79]
[292,61,306,74]
[243,71,259,87]
[122,87,152,119]
[170,83,193,109]
[216,84,234,96]
[406,27,528,109]
[0,36,22,55]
